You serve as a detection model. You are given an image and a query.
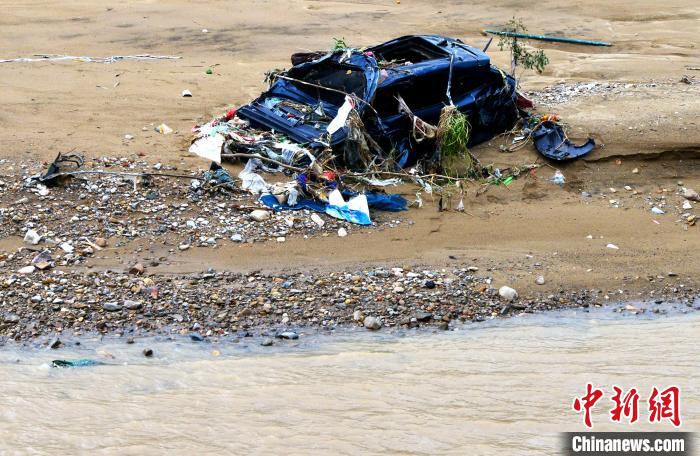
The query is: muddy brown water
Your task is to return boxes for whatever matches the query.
[0,308,697,455]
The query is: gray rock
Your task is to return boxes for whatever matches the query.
[415,311,432,322]
[3,313,20,324]
[102,302,122,312]
[682,188,700,202]
[364,316,382,330]
[23,229,41,245]
[276,331,299,340]
[261,338,274,346]
[123,299,142,310]
[535,276,545,285]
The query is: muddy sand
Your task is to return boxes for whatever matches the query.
[0,0,699,341]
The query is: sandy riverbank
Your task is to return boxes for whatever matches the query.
[1,0,699,341]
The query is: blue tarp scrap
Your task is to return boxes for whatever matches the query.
[259,191,407,225]
[259,194,326,213]
[531,121,595,161]
[325,204,371,226]
[361,192,408,211]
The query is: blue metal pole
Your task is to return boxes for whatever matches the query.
[483,30,612,47]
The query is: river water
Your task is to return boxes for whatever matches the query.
[0,307,697,455]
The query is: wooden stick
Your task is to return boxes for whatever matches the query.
[220,153,306,173]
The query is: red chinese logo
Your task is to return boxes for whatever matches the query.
[648,386,681,427]
[610,385,639,423]
[573,383,604,428]
[574,384,681,428]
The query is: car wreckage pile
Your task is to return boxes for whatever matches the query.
[187,35,594,225]
[37,35,596,227]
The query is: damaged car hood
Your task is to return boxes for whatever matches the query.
[237,50,380,147]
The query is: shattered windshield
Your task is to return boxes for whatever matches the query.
[370,36,449,66]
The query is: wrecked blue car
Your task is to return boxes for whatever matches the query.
[237,35,520,169]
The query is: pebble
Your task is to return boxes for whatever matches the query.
[230,234,243,242]
[59,242,74,253]
[261,337,274,346]
[415,311,432,322]
[123,299,142,310]
[103,302,122,312]
[276,331,299,340]
[17,265,36,274]
[338,227,348,237]
[498,286,518,301]
[49,338,61,349]
[606,243,620,250]
[189,333,204,342]
[535,276,545,285]
[363,316,382,330]
[23,229,41,245]
[143,348,154,357]
[682,188,700,202]
[250,210,270,222]
[129,263,145,275]
[3,313,20,324]
[311,213,325,227]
